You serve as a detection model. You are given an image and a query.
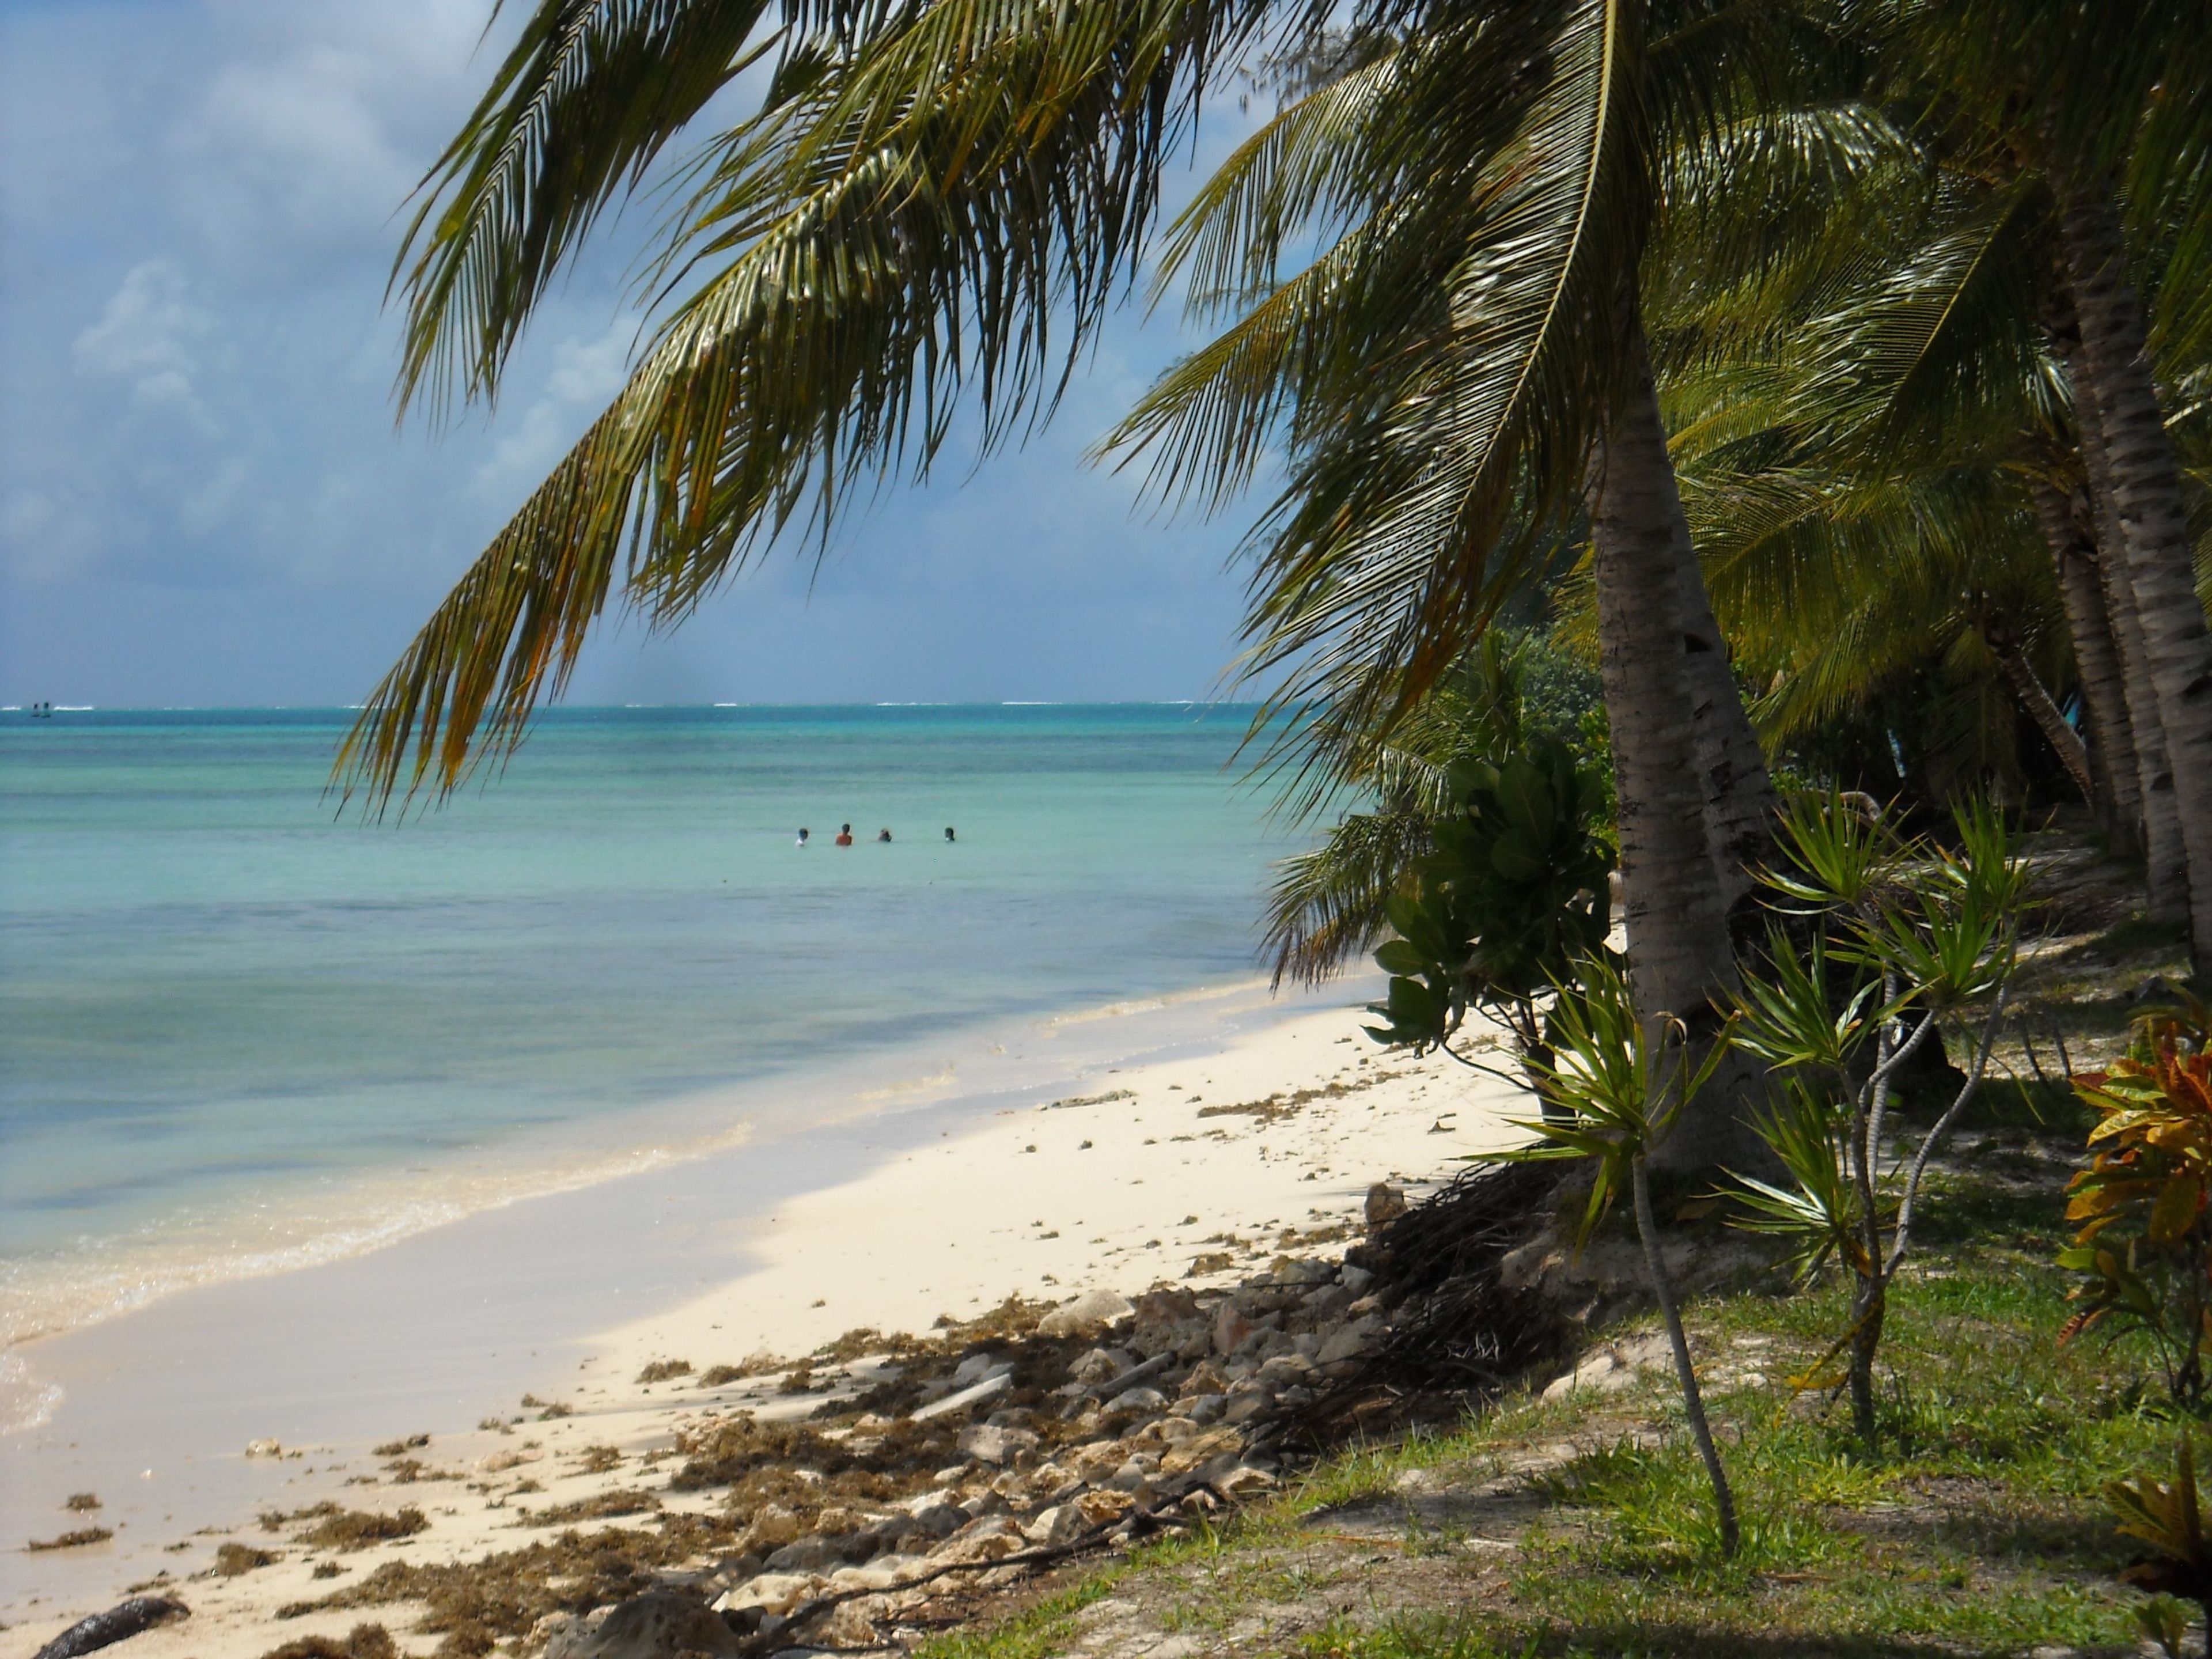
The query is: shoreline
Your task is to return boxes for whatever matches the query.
[0,992,1525,1656]
[0,972,1318,1374]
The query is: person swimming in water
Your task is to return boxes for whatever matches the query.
[876,828,892,842]
[796,827,810,846]
[944,825,956,843]
[835,824,854,846]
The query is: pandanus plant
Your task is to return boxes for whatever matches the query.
[1489,954,1741,1556]
[1723,791,2030,1447]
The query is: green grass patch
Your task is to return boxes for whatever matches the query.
[924,1151,2187,1657]
[915,1565,1134,1659]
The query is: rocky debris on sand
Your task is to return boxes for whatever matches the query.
[257,1222,1443,1659]
[31,1598,190,1659]
[1364,1183,1408,1232]
[956,1422,1039,1465]
[541,1592,741,1659]
[1037,1289,1135,1339]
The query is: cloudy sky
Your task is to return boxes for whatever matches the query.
[0,0,1265,708]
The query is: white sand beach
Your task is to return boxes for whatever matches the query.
[1,993,1528,1659]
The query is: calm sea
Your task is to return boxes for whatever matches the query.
[0,706,1308,1370]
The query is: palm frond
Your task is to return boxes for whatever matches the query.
[348,0,1282,805]
[1262,808,1431,986]
[392,0,777,419]
[1233,0,1650,805]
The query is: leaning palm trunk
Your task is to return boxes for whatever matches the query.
[2063,324,2189,922]
[1588,326,1759,1175]
[2031,474,2140,850]
[1974,607,2096,804]
[2062,189,2212,967]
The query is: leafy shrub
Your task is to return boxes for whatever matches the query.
[1362,737,1614,1086]
[2061,993,2212,1410]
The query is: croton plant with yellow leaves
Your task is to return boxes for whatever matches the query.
[2061,994,2212,1411]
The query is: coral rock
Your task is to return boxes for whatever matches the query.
[1038,1289,1135,1339]
[714,1574,824,1616]
[1316,1317,1383,1367]
[1209,1305,1253,1357]
[956,1423,1040,1467]
[1365,1183,1408,1232]
[545,1592,741,1659]
[1159,1427,1243,1476]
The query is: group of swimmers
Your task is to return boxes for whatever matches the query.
[797,824,956,846]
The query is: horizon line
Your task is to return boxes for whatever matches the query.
[3,699,1260,713]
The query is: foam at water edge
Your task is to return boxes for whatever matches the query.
[0,972,1303,1393]
[0,1122,758,1372]
[0,1353,63,1435]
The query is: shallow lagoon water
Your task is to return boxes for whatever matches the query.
[0,705,1305,1359]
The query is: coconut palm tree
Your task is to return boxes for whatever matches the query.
[1654,189,2103,815]
[1677,436,2088,810]
[1652,32,2212,937]
[350,0,1844,1171]
[1096,5,1879,1164]
[1861,0,2212,964]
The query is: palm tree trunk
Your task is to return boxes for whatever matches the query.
[2062,187,2212,967]
[1588,324,1759,1175]
[2031,473,2140,850]
[1676,540,1780,933]
[2084,412,2188,918]
[2054,304,2190,922]
[1975,607,2096,804]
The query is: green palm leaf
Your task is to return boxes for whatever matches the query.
[393,0,778,420]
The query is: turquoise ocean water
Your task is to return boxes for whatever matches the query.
[0,705,1308,1360]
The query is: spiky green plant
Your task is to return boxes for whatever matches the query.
[1725,790,2031,1447]
[1488,953,1741,1555]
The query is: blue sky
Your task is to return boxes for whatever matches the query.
[0,0,1267,708]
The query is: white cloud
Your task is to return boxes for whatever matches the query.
[181,458,253,537]
[0,485,110,585]
[0,2,1256,705]
[73,260,221,429]
[472,319,642,502]
[190,47,416,249]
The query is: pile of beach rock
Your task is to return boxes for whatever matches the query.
[540,1190,1410,1657]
